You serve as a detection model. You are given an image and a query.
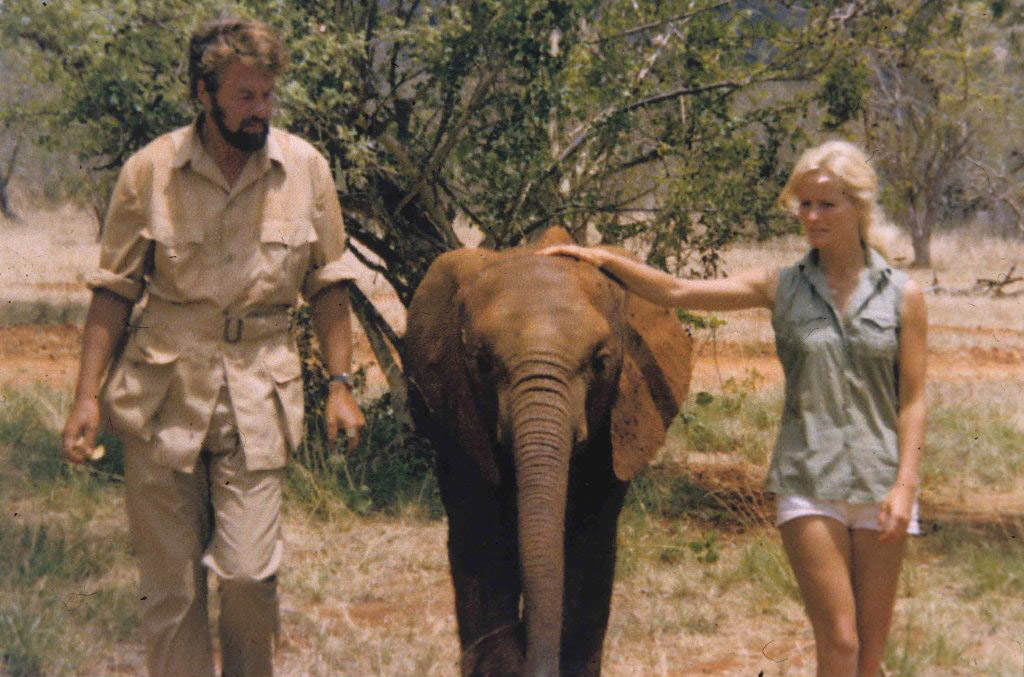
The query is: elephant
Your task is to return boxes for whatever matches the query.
[403,227,692,677]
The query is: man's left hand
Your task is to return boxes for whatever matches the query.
[326,384,365,452]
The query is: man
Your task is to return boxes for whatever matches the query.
[61,18,364,677]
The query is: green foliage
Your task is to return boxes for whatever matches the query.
[676,372,780,466]
[817,55,869,130]
[0,0,900,311]
[626,469,729,524]
[289,304,441,518]
[0,596,69,677]
[337,394,441,518]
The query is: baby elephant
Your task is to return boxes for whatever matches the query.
[404,227,692,677]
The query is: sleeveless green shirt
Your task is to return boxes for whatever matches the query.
[767,248,909,503]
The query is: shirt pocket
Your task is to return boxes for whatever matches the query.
[102,333,179,438]
[150,218,205,291]
[258,219,318,295]
[785,313,835,356]
[854,312,898,357]
[262,343,305,453]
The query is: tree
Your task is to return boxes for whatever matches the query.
[841,0,1022,266]
[1,0,886,395]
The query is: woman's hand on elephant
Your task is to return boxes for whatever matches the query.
[538,244,609,268]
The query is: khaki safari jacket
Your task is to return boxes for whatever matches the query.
[90,121,357,472]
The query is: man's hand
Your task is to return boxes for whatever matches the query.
[62,397,101,464]
[325,383,365,452]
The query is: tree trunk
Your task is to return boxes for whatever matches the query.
[910,224,932,268]
[905,193,932,268]
[509,360,573,677]
[0,138,21,221]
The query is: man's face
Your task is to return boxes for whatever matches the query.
[200,61,276,152]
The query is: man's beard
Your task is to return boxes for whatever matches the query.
[209,96,269,152]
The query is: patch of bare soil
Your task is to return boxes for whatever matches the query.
[689,324,1024,388]
[0,323,83,390]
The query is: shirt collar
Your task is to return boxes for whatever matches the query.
[797,247,892,281]
[797,246,893,318]
[172,116,286,177]
[864,246,892,285]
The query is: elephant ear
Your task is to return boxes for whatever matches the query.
[609,259,694,481]
[404,248,500,476]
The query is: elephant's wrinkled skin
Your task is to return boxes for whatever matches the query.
[404,228,692,677]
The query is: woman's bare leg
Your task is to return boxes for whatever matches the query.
[780,516,858,677]
[850,529,907,677]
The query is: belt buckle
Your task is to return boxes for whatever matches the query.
[224,316,243,343]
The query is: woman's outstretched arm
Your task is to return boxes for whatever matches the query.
[540,244,777,311]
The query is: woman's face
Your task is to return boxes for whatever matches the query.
[794,170,862,251]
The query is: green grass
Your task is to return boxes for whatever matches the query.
[0,385,124,483]
[0,515,115,585]
[3,366,1024,675]
[924,396,1024,494]
[672,372,781,466]
[884,610,966,677]
[923,524,1024,599]
[0,509,135,677]
[716,537,799,612]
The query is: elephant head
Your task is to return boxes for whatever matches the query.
[404,227,691,677]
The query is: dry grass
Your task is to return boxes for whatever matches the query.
[2,209,1023,675]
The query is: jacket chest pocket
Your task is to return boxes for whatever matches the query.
[258,219,318,290]
[150,217,204,287]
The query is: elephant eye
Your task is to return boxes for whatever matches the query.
[591,347,613,374]
[475,346,495,376]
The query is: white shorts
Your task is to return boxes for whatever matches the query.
[776,494,921,535]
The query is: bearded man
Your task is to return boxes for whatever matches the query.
[62,18,364,677]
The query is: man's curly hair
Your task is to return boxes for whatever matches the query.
[188,18,289,100]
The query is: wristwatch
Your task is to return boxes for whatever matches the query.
[328,372,353,387]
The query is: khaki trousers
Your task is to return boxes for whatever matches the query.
[123,387,285,677]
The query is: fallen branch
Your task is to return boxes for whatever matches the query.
[926,265,1024,297]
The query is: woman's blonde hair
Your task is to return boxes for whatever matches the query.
[777,140,893,258]
[188,18,289,101]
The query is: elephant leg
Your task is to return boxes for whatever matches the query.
[435,451,524,677]
[560,449,628,677]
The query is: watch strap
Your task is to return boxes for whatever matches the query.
[328,372,353,387]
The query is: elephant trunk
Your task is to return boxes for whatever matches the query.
[509,356,574,677]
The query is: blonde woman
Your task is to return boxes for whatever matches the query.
[542,140,927,677]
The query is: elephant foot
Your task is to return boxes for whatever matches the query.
[460,621,525,677]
